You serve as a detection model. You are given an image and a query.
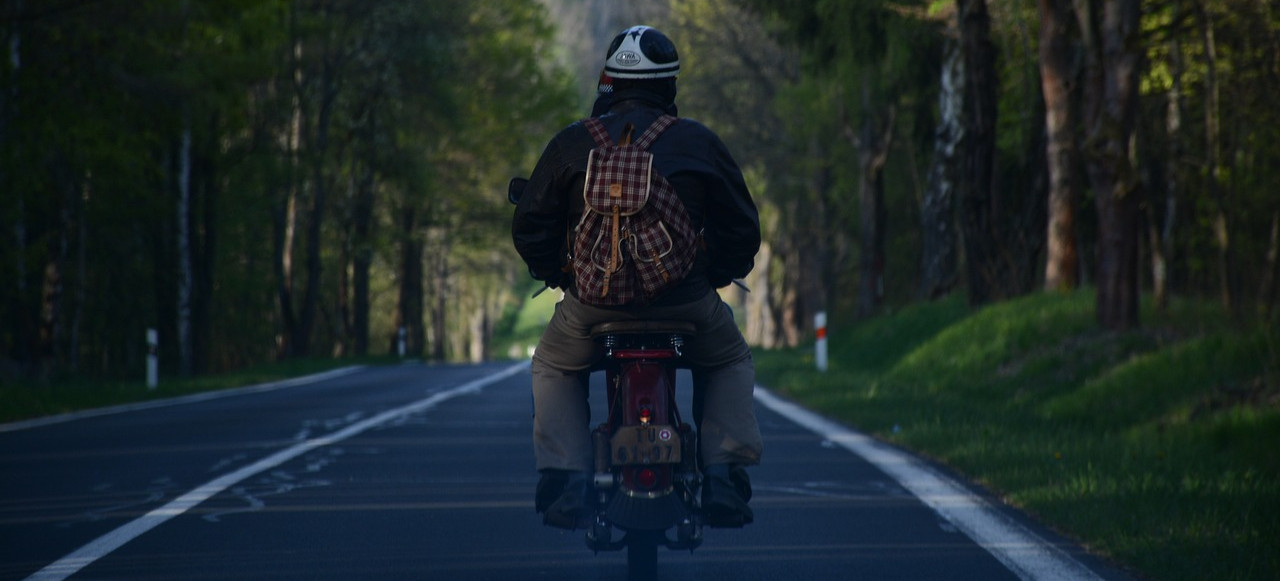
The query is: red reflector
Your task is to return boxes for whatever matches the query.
[636,468,658,489]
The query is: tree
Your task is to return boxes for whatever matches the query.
[955,0,1001,306]
[1075,0,1143,330]
[919,13,962,300]
[1039,0,1082,292]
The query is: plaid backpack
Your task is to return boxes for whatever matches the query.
[571,115,697,305]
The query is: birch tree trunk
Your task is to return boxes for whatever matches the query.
[920,31,963,300]
[1039,0,1081,292]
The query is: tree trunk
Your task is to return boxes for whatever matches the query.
[38,163,75,378]
[956,0,1000,306]
[744,241,777,348]
[276,8,304,360]
[295,70,337,358]
[427,227,449,361]
[394,205,425,358]
[39,260,61,378]
[920,31,963,300]
[71,175,88,374]
[6,17,33,373]
[468,305,489,363]
[1260,212,1280,315]
[1197,3,1238,314]
[806,161,831,322]
[351,139,375,357]
[1039,0,1081,292]
[1151,3,1183,313]
[176,112,194,376]
[777,222,803,348]
[1076,0,1143,330]
[850,106,894,318]
[273,181,298,358]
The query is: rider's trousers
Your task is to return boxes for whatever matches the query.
[530,290,764,473]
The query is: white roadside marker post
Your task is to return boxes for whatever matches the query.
[815,312,828,372]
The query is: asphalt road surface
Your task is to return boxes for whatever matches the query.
[0,362,1134,581]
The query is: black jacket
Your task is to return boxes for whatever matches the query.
[512,91,760,307]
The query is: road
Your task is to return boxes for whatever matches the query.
[0,362,1132,581]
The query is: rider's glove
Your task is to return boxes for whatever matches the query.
[708,270,734,289]
[531,267,571,290]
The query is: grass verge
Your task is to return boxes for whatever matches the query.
[755,291,1279,581]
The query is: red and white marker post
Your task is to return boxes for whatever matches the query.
[815,312,828,372]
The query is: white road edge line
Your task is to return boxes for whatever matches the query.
[753,386,1104,581]
[22,361,531,581]
[0,366,366,433]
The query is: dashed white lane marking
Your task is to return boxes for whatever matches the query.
[753,387,1104,581]
[23,362,530,581]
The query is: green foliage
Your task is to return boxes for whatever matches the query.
[756,292,1279,581]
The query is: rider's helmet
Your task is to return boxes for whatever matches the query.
[604,26,680,80]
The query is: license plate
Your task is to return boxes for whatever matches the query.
[610,424,682,465]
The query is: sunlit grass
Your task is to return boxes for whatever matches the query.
[755,290,1279,581]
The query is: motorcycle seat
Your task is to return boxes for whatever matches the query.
[589,320,697,339]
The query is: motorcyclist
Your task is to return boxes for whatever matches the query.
[512,25,763,529]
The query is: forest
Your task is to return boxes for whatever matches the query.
[2,0,1277,381]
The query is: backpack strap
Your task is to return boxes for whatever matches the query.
[633,115,678,150]
[582,117,612,148]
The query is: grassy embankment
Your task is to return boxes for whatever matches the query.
[755,291,1278,581]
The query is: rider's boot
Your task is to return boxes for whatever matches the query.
[702,464,753,527]
[536,469,591,530]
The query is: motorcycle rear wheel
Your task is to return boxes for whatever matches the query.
[626,530,660,581]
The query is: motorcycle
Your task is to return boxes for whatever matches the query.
[584,319,703,581]
[510,177,707,580]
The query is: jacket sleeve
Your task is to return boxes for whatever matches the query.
[702,134,760,285]
[512,132,573,286]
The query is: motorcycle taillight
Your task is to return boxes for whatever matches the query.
[635,468,659,490]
